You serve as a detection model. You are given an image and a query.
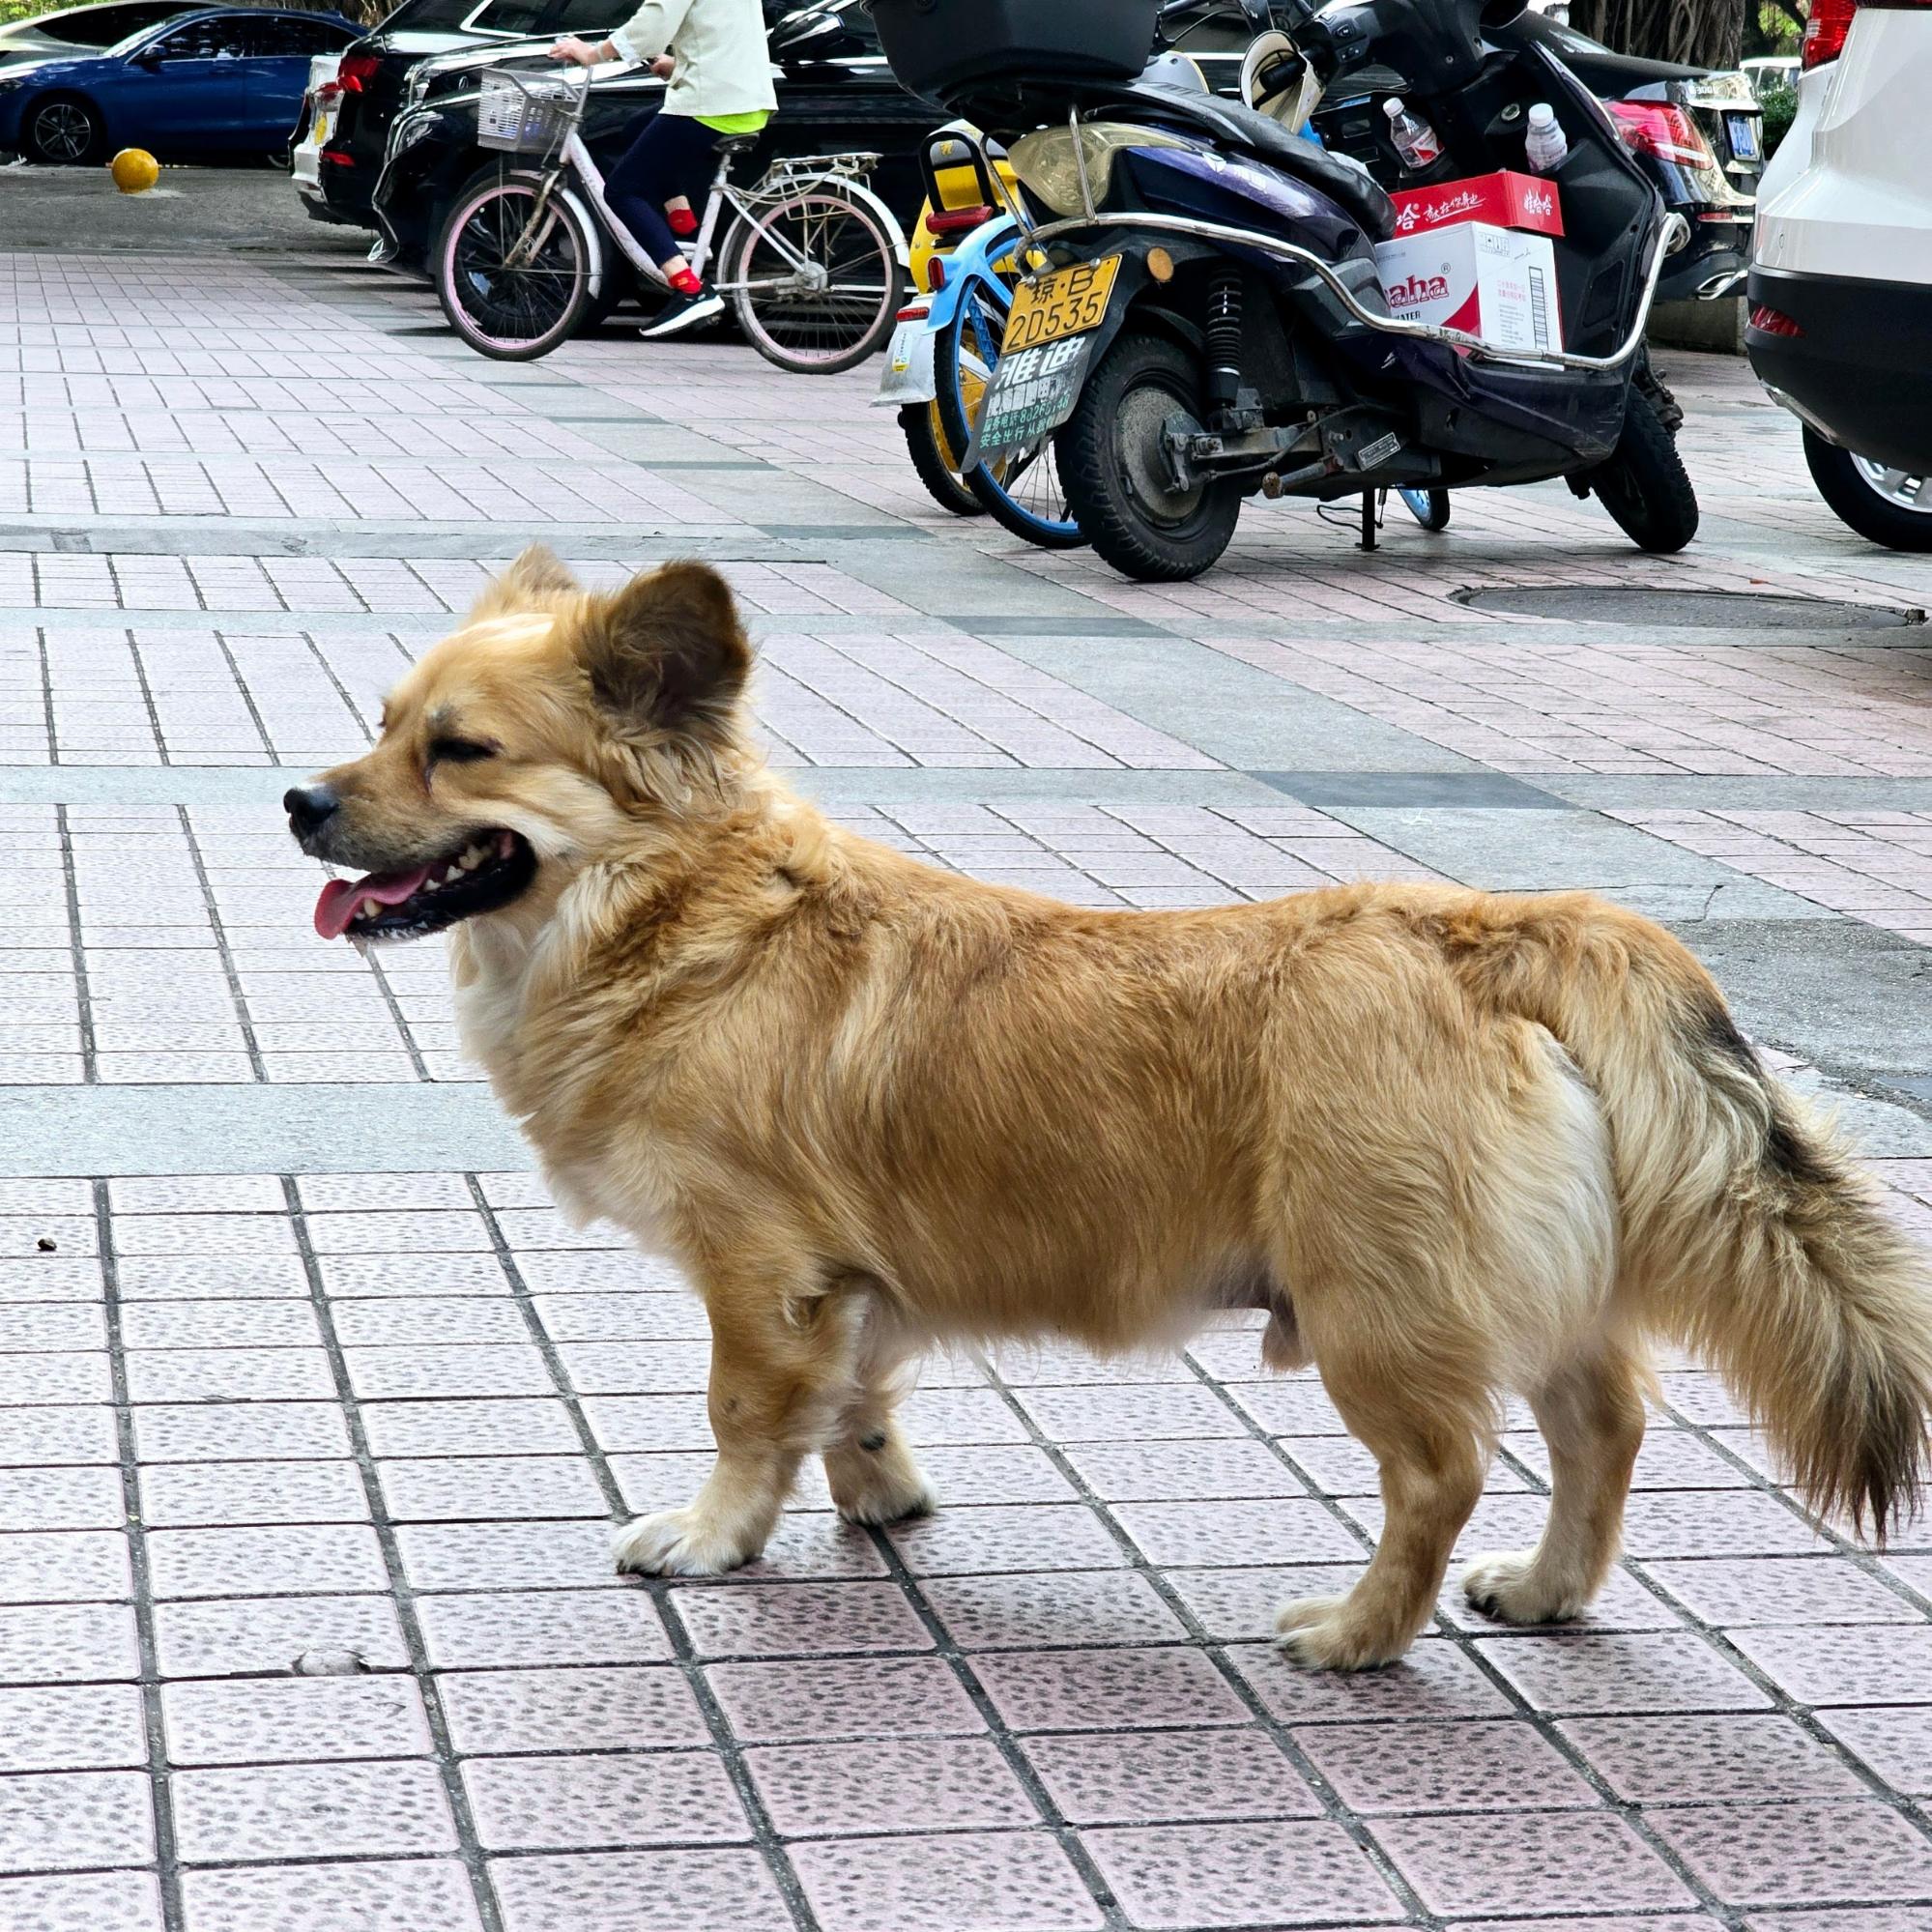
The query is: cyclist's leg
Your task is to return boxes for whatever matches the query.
[605,112,719,281]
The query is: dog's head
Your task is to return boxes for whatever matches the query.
[285,548,751,942]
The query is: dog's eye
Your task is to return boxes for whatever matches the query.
[428,737,496,765]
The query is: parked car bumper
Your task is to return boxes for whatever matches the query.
[1747,264,1932,471]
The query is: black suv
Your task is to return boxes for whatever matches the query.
[316,0,627,225]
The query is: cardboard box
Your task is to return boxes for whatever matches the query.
[1373,220,1565,355]
[1390,168,1564,239]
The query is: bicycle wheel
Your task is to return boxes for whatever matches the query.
[936,275,1085,550]
[725,187,901,375]
[435,171,592,361]
[899,401,983,517]
[1399,487,1451,532]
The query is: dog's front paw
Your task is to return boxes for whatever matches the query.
[1274,1593,1411,1671]
[1461,1549,1587,1627]
[611,1508,761,1577]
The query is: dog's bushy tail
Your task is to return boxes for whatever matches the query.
[1455,897,1932,1543]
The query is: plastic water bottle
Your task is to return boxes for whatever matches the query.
[1524,101,1569,172]
[1382,97,1442,170]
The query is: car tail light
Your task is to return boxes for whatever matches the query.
[337,49,381,93]
[926,203,994,236]
[1802,0,1857,65]
[323,150,357,167]
[1749,303,1804,336]
[315,80,342,105]
[1606,101,1718,169]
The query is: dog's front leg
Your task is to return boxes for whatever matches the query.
[611,1261,853,1577]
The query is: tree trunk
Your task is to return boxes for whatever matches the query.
[1570,0,1745,68]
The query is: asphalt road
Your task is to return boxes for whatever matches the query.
[0,157,371,252]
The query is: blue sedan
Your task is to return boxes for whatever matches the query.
[0,8,359,164]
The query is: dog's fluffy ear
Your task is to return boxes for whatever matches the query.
[580,561,751,741]
[469,544,579,622]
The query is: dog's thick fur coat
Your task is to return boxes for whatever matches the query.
[295,552,1932,1667]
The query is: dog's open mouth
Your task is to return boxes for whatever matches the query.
[313,830,536,941]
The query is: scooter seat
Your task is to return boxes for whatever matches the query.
[1113,84,1396,242]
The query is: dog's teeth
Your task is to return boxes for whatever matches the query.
[458,849,481,872]
[360,897,381,919]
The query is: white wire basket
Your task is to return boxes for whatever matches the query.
[476,68,580,154]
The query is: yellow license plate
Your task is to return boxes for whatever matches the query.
[1001,255,1121,354]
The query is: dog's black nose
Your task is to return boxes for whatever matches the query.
[284,783,339,837]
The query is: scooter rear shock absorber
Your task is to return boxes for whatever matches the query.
[1204,270,1243,415]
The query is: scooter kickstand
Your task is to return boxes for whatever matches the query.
[1360,491,1378,553]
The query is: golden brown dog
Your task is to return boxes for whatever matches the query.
[286,549,1932,1669]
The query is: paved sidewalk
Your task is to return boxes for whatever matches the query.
[3,245,1932,1932]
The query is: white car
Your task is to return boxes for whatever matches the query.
[290,48,346,223]
[1746,0,1932,548]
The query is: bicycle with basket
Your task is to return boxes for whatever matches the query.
[434,62,907,370]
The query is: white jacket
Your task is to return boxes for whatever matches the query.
[608,0,778,119]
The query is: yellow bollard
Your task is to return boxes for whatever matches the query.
[109,149,159,194]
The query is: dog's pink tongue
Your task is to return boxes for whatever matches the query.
[313,865,432,941]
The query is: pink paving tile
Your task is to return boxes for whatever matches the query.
[0,1683,144,1772]
[1111,1498,1367,1568]
[0,1769,153,1871]
[1638,1556,1923,1627]
[1008,1383,1244,1442]
[1227,1636,1514,1723]
[789,1830,1104,1932]
[171,1759,457,1861]
[1746,1914,1932,1932]
[180,1860,484,1932]
[146,1523,388,1599]
[0,1871,162,1932]
[703,1655,985,1743]
[159,1674,430,1765]
[744,1735,1037,1836]
[1622,1490,1830,1557]
[395,1520,631,1593]
[1728,1626,1932,1705]
[1813,1704,1932,1794]
[975,1644,1252,1733]
[1024,1727,1323,1824]
[416,1589,672,1668]
[1374,1808,1699,1916]
[437,1665,710,1754]
[717,1512,889,1581]
[489,1849,792,1932]
[152,1592,410,1677]
[1456,1919,1720,1932]
[1159,1564,1365,1641]
[1473,1630,1773,1713]
[1081,1819,1400,1928]
[671,1579,930,1658]
[886,1503,1126,1575]
[923,1571,1188,1651]
[1559,1713,1868,1802]
[1059,1437,1305,1501]
[914,1444,1080,1506]
[0,1599,140,1682]
[1295,1716,1597,1812]
[1649,1798,1932,1907]
[463,1750,749,1851]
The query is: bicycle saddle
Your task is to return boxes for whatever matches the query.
[713,133,761,154]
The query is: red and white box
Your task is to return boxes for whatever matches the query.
[1388,168,1564,240]
[1373,219,1565,355]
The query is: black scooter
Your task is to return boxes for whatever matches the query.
[872,0,1698,582]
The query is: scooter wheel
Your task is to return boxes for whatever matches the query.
[1057,330,1241,582]
[1399,487,1451,532]
[1587,389,1699,554]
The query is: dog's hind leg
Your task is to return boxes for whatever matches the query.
[612,1256,860,1577]
[1276,1341,1489,1670]
[1463,1343,1646,1626]
[822,1298,937,1527]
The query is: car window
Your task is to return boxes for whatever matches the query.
[370,0,478,27]
[239,14,306,52]
[150,15,248,57]
[541,0,620,32]
[42,2,187,46]
[467,0,549,31]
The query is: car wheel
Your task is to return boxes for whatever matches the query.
[1802,432,1932,553]
[23,94,104,166]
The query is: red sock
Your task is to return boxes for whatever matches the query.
[668,266,703,296]
[667,206,698,238]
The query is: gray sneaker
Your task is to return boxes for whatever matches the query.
[640,287,726,340]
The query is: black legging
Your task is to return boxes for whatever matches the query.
[604,111,720,269]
